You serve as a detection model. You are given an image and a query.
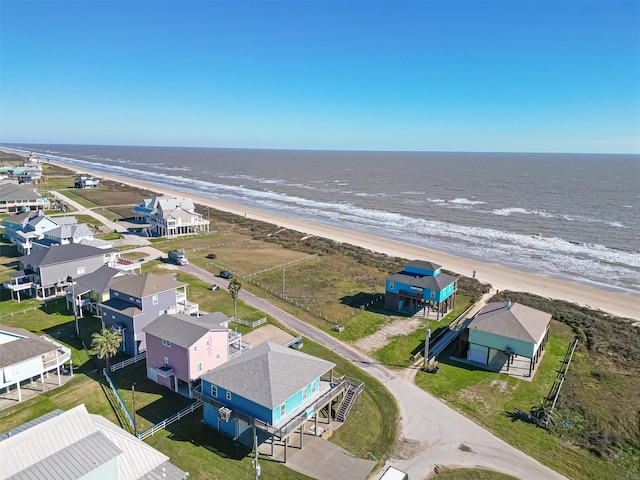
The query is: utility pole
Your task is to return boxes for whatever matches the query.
[67,276,79,337]
[132,383,137,434]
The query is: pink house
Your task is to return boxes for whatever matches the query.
[143,312,250,397]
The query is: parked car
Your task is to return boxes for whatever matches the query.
[209,284,220,291]
[219,269,233,279]
[206,253,217,259]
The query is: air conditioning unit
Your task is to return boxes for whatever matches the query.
[219,407,232,422]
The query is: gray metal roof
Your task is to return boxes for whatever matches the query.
[143,312,230,348]
[0,405,187,480]
[0,410,64,441]
[406,260,442,271]
[8,431,122,480]
[0,327,58,369]
[110,273,186,298]
[18,243,116,267]
[386,270,458,291]
[470,302,552,343]
[71,265,130,296]
[201,341,335,409]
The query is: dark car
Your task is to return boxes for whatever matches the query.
[219,269,233,279]
[206,253,217,259]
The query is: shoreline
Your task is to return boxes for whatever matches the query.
[34,157,640,321]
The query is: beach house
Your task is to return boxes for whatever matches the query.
[194,341,364,460]
[74,173,100,189]
[3,243,120,301]
[100,273,199,356]
[0,183,50,213]
[385,260,458,318]
[0,325,73,402]
[143,311,250,397]
[0,404,188,480]
[132,195,210,238]
[460,301,551,377]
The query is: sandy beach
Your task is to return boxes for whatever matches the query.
[48,159,640,321]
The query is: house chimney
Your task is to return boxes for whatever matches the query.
[504,300,511,309]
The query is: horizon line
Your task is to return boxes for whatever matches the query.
[1,142,639,156]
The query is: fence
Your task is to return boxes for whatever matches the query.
[103,368,136,432]
[137,400,203,440]
[282,335,302,348]
[110,351,147,373]
[0,305,40,320]
[233,317,267,328]
[242,254,317,279]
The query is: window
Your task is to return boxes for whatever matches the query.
[311,380,317,393]
[163,356,169,365]
[111,315,115,320]
[206,340,210,347]
[388,281,394,290]
[162,339,171,347]
[152,295,158,305]
[215,353,220,360]
[302,388,307,401]
[129,296,134,302]
[197,362,202,372]
[226,391,232,400]
[194,345,198,352]
[114,291,119,297]
[431,290,436,299]
[280,404,286,417]
[211,385,217,397]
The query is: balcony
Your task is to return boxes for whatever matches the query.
[157,365,174,378]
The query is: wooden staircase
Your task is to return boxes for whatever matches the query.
[336,383,359,422]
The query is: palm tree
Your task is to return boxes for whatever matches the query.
[228,278,242,321]
[91,328,122,371]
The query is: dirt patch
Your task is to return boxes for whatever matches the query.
[392,437,430,460]
[490,379,511,393]
[458,388,490,412]
[354,317,423,353]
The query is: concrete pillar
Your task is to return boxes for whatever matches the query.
[315,412,318,436]
[17,382,21,402]
[40,373,45,391]
[284,436,288,463]
[299,425,303,449]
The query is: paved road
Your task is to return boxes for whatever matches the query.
[177,262,566,480]
[50,191,150,246]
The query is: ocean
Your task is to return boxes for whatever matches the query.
[3,144,639,295]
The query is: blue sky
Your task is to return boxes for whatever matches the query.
[1,1,639,153]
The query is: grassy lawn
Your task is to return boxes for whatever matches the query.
[56,189,100,209]
[374,293,474,368]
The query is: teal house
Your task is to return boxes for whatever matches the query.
[195,341,365,461]
[385,260,458,318]
[463,301,551,377]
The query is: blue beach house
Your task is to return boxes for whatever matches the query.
[195,341,364,461]
[385,260,458,318]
